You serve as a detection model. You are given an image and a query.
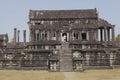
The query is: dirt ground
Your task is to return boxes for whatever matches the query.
[0,69,120,80]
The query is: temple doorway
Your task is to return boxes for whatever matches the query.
[61,33,67,42]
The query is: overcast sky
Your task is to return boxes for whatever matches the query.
[0,0,120,42]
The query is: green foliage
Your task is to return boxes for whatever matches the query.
[116,34,120,41]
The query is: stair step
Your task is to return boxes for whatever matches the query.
[59,43,73,72]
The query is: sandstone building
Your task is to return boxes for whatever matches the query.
[0,8,120,71]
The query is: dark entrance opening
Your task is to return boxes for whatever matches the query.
[82,33,87,40]
[62,33,67,42]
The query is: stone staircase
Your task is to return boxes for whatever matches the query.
[59,42,73,72]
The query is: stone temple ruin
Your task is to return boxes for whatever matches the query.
[0,8,120,71]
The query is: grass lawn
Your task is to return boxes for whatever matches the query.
[0,69,120,80]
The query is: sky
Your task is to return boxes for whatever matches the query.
[0,0,120,42]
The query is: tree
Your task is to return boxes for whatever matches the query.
[116,34,120,41]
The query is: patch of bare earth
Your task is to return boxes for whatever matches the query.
[0,70,64,80]
[63,69,120,80]
[63,72,80,80]
[0,69,120,80]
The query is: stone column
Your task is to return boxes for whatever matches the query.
[30,29,33,42]
[95,29,98,41]
[79,31,81,41]
[71,31,72,41]
[39,30,41,40]
[55,31,56,40]
[112,26,115,41]
[100,28,103,42]
[18,30,20,43]
[110,52,113,67]
[33,29,35,41]
[86,53,90,66]
[57,32,59,41]
[14,28,17,44]
[51,31,53,40]
[43,31,45,40]
[104,27,107,42]
[23,30,26,43]
[67,33,69,41]
[49,31,51,40]
[47,31,49,40]
[35,30,37,41]
[41,31,43,40]
[45,31,47,40]
[72,31,74,40]
[59,31,61,41]
[87,32,89,41]
[69,31,71,41]
[107,28,110,42]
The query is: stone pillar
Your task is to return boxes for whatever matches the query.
[110,52,113,67]
[104,27,107,42]
[59,31,61,41]
[55,31,56,40]
[35,30,37,41]
[33,29,35,41]
[100,28,103,42]
[112,26,115,41]
[86,53,90,66]
[18,30,20,43]
[51,31,53,40]
[35,30,39,41]
[69,31,71,41]
[45,31,47,40]
[67,33,69,41]
[95,29,98,41]
[72,31,75,40]
[49,31,51,40]
[32,29,34,41]
[39,30,41,40]
[47,31,49,40]
[87,32,89,41]
[57,31,60,41]
[23,30,26,43]
[14,28,17,44]
[41,31,43,40]
[42,31,45,40]
[107,28,110,42]
[79,31,81,40]
[29,29,31,42]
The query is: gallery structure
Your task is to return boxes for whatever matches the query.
[0,8,120,71]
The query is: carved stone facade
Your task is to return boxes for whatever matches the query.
[0,8,120,71]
